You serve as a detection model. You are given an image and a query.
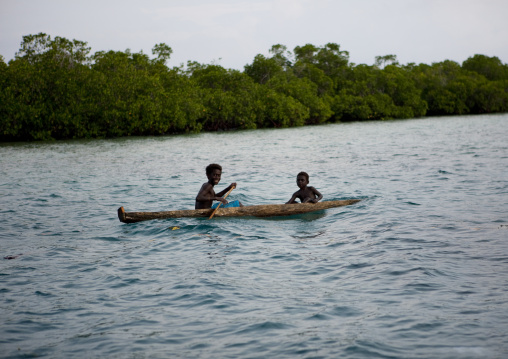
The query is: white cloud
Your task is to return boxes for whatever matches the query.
[1,0,508,68]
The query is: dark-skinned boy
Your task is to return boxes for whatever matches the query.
[195,163,242,209]
[286,172,323,204]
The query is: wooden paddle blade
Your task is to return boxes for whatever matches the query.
[209,185,235,220]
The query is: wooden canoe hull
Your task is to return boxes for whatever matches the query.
[118,199,361,223]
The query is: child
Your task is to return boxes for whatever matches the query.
[195,163,243,209]
[286,172,323,204]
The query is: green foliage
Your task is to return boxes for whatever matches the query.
[314,43,350,76]
[152,43,173,66]
[467,80,508,113]
[15,33,91,66]
[244,54,284,85]
[190,64,262,130]
[1,34,507,141]
[376,65,428,118]
[260,88,309,128]
[332,64,427,121]
[375,55,399,69]
[407,60,505,116]
[266,72,332,124]
[462,54,508,81]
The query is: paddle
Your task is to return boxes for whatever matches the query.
[209,185,235,220]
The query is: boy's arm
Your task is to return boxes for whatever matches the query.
[286,192,298,204]
[310,187,323,203]
[195,183,212,202]
[196,183,228,204]
[216,182,236,198]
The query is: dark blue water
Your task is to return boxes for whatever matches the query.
[1,114,507,358]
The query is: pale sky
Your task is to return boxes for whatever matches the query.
[1,0,508,70]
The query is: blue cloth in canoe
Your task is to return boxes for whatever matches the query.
[211,200,241,209]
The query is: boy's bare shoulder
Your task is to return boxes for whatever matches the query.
[200,182,212,189]
[197,182,213,194]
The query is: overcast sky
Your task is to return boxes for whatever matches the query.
[1,0,508,70]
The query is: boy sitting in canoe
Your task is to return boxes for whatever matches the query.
[286,172,323,204]
[195,163,243,209]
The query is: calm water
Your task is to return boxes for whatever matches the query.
[1,114,507,358]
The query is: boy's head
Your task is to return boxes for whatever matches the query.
[206,163,222,175]
[206,163,222,185]
[297,171,309,181]
[296,171,309,188]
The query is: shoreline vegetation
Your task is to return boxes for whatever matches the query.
[1,33,508,142]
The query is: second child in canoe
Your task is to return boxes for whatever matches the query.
[286,172,323,204]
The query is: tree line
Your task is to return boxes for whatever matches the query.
[1,33,508,141]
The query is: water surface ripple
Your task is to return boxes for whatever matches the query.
[1,114,508,358]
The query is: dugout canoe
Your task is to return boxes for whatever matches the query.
[117,199,361,223]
